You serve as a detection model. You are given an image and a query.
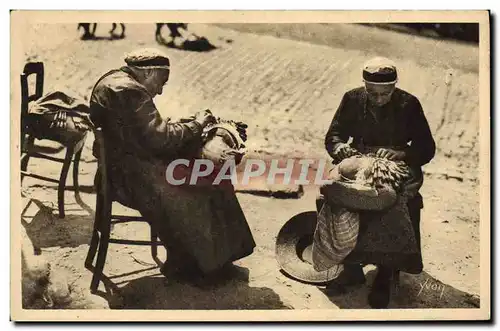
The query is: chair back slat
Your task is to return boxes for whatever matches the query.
[20,62,44,121]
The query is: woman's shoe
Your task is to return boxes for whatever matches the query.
[160,250,201,281]
[368,266,393,308]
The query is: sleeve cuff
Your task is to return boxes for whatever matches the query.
[186,120,203,137]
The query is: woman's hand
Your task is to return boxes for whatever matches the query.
[194,109,216,128]
[333,143,359,159]
[375,148,406,161]
[234,121,248,142]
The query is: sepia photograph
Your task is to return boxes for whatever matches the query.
[10,10,490,321]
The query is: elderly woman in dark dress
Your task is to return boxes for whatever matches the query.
[323,57,436,308]
[89,48,256,285]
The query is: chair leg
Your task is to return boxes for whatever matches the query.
[151,229,159,263]
[85,230,100,269]
[90,229,110,294]
[85,192,104,269]
[58,146,74,218]
[90,206,111,294]
[72,146,83,198]
[20,135,35,183]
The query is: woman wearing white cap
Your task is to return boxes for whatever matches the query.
[89,48,256,285]
[323,57,436,308]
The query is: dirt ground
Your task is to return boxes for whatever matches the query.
[16,23,481,310]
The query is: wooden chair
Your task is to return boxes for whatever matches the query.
[20,62,88,218]
[84,128,163,294]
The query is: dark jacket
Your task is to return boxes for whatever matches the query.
[325,87,436,169]
[90,67,203,163]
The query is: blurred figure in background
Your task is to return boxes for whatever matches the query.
[77,23,125,40]
[155,23,189,45]
[77,23,96,40]
[109,23,126,39]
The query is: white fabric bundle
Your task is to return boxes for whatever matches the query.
[200,121,246,166]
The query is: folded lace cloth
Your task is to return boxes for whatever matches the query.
[200,120,247,166]
[26,90,92,143]
[312,155,423,273]
[167,119,248,187]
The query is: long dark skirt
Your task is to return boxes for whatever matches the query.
[343,195,423,274]
[103,155,256,274]
[316,194,423,274]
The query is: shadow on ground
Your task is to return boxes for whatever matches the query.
[80,35,125,42]
[95,265,291,310]
[156,35,217,53]
[321,269,480,309]
[21,198,95,249]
